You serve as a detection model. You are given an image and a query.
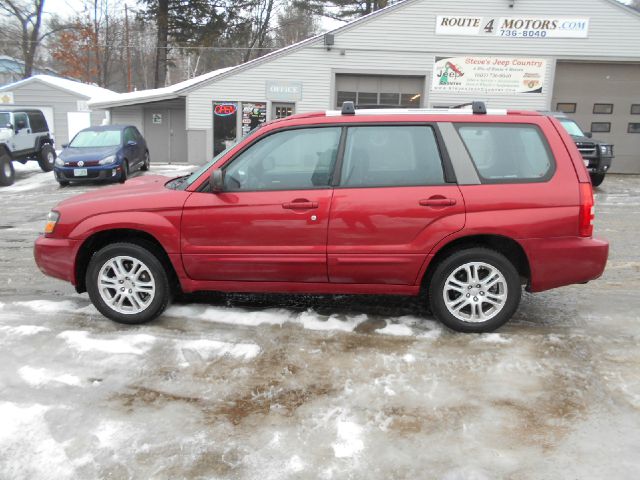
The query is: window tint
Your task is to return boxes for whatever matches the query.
[223,127,341,191]
[457,124,553,182]
[340,126,444,187]
[27,112,47,132]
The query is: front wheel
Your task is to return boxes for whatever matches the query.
[428,248,521,333]
[119,161,128,183]
[140,151,150,171]
[0,150,15,186]
[38,144,56,172]
[590,172,605,187]
[86,242,171,324]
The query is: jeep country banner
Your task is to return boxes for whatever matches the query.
[431,56,546,94]
[435,16,589,38]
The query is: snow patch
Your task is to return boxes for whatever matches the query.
[14,300,80,314]
[286,455,305,472]
[377,322,414,336]
[332,419,364,458]
[57,330,155,355]
[18,366,82,387]
[177,338,260,362]
[0,325,50,336]
[475,333,512,344]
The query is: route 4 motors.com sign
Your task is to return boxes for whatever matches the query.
[436,16,589,38]
[432,56,546,94]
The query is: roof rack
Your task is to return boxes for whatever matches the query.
[329,100,503,117]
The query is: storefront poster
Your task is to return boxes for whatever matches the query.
[241,102,266,136]
[435,16,589,38]
[431,56,546,94]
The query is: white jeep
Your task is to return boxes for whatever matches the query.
[0,109,56,186]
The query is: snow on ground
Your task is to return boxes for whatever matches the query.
[1,174,640,478]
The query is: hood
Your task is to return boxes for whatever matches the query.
[60,146,120,164]
[569,133,593,143]
[59,175,170,209]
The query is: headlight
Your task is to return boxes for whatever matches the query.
[44,211,60,235]
[599,145,612,156]
[54,157,64,167]
[99,155,116,165]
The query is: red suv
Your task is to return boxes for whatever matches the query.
[34,102,608,332]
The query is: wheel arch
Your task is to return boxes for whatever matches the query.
[74,228,180,294]
[421,234,531,291]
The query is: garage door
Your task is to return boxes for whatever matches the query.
[335,75,424,108]
[552,62,640,174]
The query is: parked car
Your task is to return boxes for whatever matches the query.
[34,102,609,333]
[53,125,150,186]
[0,108,56,186]
[549,112,613,187]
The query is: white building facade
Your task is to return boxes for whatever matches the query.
[91,0,640,173]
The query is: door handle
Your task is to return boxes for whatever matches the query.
[419,197,456,207]
[282,201,318,209]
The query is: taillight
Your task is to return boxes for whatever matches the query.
[579,182,594,237]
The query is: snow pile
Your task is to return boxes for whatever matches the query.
[18,366,82,388]
[332,419,365,458]
[57,330,156,355]
[0,325,50,336]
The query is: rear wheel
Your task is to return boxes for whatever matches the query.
[86,242,171,324]
[590,172,605,187]
[428,248,521,333]
[140,151,150,171]
[38,144,56,172]
[0,149,15,187]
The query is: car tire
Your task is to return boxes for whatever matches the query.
[0,149,15,187]
[428,247,521,333]
[58,180,69,187]
[38,144,56,172]
[86,242,171,324]
[119,161,128,183]
[590,172,605,187]
[140,151,150,171]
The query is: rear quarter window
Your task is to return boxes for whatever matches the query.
[27,112,47,133]
[456,123,555,183]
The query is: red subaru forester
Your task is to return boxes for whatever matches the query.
[34,102,608,332]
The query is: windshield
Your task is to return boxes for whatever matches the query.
[559,118,585,137]
[181,125,263,188]
[70,129,122,148]
[0,112,10,127]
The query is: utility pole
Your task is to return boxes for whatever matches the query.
[125,3,132,92]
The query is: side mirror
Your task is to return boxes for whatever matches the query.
[5,123,13,130]
[62,143,69,149]
[210,169,225,193]
[584,131,593,138]
[127,140,137,146]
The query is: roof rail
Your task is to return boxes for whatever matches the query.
[452,101,487,114]
[328,101,504,117]
[341,101,356,115]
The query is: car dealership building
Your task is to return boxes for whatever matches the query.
[90,0,640,173]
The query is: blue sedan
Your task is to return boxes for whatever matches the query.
[54,125,150,186]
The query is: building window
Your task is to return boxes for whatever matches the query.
[631,105,640,115]
[400,93,421,107]
[591,122,611,133]
[628,123,640,134]
[556,103,576,113]
[593,103,613,114]
[336,91,357,106]
[335,74,424,108]
[357,92,378,105]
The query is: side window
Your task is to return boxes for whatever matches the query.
[14,112,29,131]
[124,128,136,144]
[27,112,47,132]
[340,126,444,187]
[223,127,341,191]
[133,127,143,141]
[457,124,554,182]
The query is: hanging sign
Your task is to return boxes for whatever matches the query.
[432,56,546,94]
[435,16,589,38]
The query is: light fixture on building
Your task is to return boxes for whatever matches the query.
[324,33,334,51]
[509,0,515,7]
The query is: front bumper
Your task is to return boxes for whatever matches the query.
[583,154,613,174]
[54,165,123,182]
[520,236,609,292]
[34,235,80,284]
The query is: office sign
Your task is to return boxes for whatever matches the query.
[432,56,546,94]
[265,80,302,101]
[436,16,589,38]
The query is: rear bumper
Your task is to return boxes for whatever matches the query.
[521,236,609,292]
[34,235,80,284]
[54,165,123,182]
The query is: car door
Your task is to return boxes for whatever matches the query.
[181,126,342,283]
[12,112,33,152]
[123,127,141,166]
[327,124,465,285]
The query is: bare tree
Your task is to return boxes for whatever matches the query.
[154,0,169,87]
[0,0,47,78]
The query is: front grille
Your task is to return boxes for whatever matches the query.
[576,142,597,158]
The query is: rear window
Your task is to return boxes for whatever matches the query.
[456,124,554,183]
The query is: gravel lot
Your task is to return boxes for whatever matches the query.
[1,164,639,479]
